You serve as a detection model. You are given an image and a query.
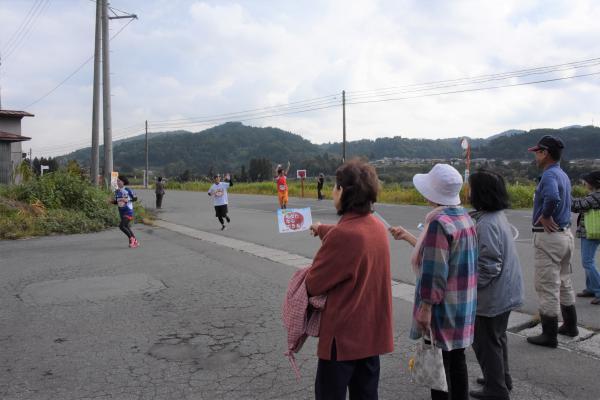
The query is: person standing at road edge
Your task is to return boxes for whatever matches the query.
[527,135,578,347]
[155,176,166,209]
[571,170,600,306]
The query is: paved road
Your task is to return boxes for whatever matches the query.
[137,189,600,331]
[0,191,599,399]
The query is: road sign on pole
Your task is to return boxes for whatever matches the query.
[297,170,307,198]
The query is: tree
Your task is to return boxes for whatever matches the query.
[248,158,272,182]
[240,165,248,182]
[178,169,191,182]
[66,160,84,177]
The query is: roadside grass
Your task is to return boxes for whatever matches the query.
[0,171,151,240]
[165,180,588,209]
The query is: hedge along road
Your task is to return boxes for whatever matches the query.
[136,189,599,331]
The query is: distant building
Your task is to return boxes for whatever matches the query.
[0,110,33,184]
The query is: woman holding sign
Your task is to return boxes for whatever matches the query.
[306,160,393,400]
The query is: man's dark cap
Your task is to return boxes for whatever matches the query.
[582,171,600,187]
[527,135,565,152]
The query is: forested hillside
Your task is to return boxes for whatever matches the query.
[60,123,600,179]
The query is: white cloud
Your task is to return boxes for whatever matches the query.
[0,0,599,157]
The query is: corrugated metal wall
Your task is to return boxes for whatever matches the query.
[0,142,12,184]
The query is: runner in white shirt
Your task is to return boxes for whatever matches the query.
[208,173,233,230]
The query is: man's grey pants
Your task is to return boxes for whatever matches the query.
[533,230,576,317]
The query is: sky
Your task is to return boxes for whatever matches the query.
[1,0,600,157]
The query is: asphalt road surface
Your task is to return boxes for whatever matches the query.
[0,190,598,399]
[138,189,600,331]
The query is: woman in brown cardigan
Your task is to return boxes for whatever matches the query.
[306,160,394,400]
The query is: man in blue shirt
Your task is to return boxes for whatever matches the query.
[527,135,578,348]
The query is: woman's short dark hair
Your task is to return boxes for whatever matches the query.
[582,171,600,190]
[335,160,379,215]
[118,175,129,185]
[469,169,510,212]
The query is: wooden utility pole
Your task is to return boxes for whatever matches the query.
[342,90,346,163]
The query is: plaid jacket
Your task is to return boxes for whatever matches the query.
[410,207,478,351]
[571,191,600,238]
[282,266,326,379]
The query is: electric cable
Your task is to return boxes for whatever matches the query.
[23,18,135,109]
[2,0,51,62]
[0,0,42,53]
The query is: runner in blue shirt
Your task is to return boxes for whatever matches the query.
[208,173,233,230]
[111,175,139,248]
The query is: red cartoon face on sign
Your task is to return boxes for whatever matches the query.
[283,211,304,230]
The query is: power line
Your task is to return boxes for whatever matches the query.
[2,0,51,62]
[40,67,599,156]
[149,102,341,131]
[0,0,42,52]
[345,56,600,97]
[344,59,600,102]
[148,97,341,129]
[149,93,340,124]
[39,56,600,155]
[148,68,600,133]
[343,62,600,103]
[146,56,600,129]
[34,122,145,152]
[345,70,600,106]
[22,17,135,109]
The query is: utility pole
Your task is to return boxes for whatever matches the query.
[342,90,346,163]
[90,0,102,186]
[145,120,148,188]
[101,0,113,188]
[0,54,3,109]
[99,1,136,188]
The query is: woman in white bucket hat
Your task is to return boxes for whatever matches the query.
[390,164,477,400]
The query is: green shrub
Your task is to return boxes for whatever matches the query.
[507,184,536,209]
[0,171,149,239]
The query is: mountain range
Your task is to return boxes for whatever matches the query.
[60,122,600,176]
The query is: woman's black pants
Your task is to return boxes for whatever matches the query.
[119,216,134,239]
[472,311,512,399]
[315,343,380,400]
[431,347,468,400]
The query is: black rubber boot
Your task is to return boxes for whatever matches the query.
[558,304,579,337]
[527,314,558,348]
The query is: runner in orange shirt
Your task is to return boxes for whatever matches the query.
[276,161,291,209]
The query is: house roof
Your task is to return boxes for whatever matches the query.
[0,131,32,142]
[0,110,35,118]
